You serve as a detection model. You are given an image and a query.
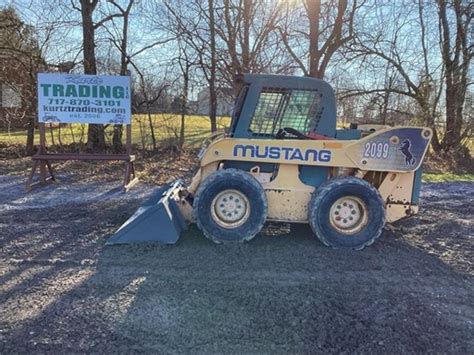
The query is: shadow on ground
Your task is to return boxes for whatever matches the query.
[0,179,473,353]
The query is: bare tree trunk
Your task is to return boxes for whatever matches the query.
[222,0,243,86]
[58,124,63,147]
[26,86,38,155]
[208,0,217,132]
[279,0,355,79]
[138,118,146,151]
[242,0,252,71]
[112,121,123,151]
[177,45,192,149]
[129,60,157,151]
[70,125,76,144]
[381,94,389,125]
[179,72,189,149]
[144,86,156,151]
[26,115,35,154]
[438,0,471,153]
[80,0,105,151]
[307,0,321,78]
[146,108,156,151]
[111,0,134,152]
[49,123,55,146]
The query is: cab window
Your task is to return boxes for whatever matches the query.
[250,88,322,136]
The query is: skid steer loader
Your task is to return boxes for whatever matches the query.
[108,74,432,249]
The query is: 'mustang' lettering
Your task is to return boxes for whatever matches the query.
[233,145,331,162]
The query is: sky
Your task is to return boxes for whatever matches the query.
[3,0,469,115]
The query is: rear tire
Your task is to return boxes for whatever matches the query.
[308,176,386,250]
[193,169,267,243]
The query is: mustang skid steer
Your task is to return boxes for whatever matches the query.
[108,74,432,250]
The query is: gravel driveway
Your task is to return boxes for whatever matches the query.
[0,175,472,353]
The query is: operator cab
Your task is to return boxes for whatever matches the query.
[225,74,361,187]
[229,74,337,140]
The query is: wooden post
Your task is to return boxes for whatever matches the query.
[26,123,55,190]
[123,124,138,191]
[126,124,132,154]
[39,123,47,185]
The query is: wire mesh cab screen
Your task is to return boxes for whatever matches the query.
[250,87,322,136]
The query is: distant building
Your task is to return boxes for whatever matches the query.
[132,88,174,114]
[196,87,235,116]
[0,85,21,109]
[187,100,198,114]
[0,71,32,129]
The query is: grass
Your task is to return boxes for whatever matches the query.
[0,114,231,148]
[422,172,474,183]
[1,117,472,183]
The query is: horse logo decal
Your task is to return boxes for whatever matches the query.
[400,139,415,166]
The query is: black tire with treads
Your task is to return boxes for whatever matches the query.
[308,176,386,250]
[193,169,267,243]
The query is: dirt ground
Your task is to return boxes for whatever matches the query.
[0,173,473,353]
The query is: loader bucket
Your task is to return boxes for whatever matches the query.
[106,180,187,245]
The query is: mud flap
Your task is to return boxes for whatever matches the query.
[106,180,187,245]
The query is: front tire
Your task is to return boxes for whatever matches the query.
[308,176,386,250]
[193,169,267,243]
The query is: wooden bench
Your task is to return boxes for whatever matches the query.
[26,124,138,191]
[32,153,135,161]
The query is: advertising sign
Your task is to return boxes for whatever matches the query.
[38,73,131,124]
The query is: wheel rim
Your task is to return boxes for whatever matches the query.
[210,189,250,229]
[329,196,368,235]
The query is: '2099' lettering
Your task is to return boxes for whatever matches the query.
[363,142,389,159]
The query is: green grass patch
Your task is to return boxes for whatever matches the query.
[423,172,474,182]
[0,114,231,148]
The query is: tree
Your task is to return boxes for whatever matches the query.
[163,0,219,131]
[278,0,361,79]
[346,0,472,154]
[215,0,288,87]
[438,0,472,152]
[176,44,194,149]
[0,6,45,154]
[78,0,103,150]
[106,0,135,152]
[163,0,289,133]
[208,0,218,132]
[74,0,124,151]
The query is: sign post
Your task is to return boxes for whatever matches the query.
[26,73,138,191]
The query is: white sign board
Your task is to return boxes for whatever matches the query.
[38,73,131,124]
